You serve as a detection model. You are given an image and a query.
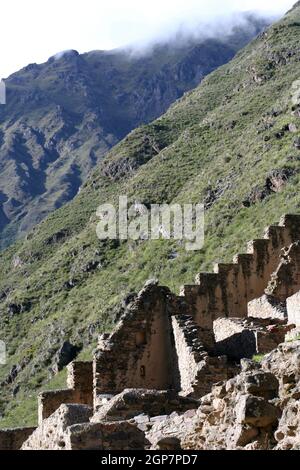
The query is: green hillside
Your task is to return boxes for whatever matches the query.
[0,3,300,427]
[0,15,266,250]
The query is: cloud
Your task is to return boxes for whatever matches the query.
[94,0,295,48]
[0,0,296,78]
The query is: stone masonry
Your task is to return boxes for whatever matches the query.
[38,361,93,424]
[2,214,300,450]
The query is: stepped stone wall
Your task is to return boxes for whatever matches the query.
[3,214,300,450]
[182,215,300,332]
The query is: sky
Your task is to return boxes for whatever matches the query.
[0,0,296,78]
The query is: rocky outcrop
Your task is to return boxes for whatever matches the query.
[261,340,300,400]
[275,400,300,450]
[242,168,296,207]
[53,341,81,373]
[147,360,280,450]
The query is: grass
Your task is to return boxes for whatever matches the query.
[0,369,67,429]
[252,354,265,363]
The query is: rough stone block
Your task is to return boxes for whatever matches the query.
[214,317,291,360]
[275,400,300,450]
[236,395,279,428]
[67,421,148,450]
[287,291,300,326]
[248,295,287,320]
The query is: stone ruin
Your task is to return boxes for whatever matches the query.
[1,214,300,450]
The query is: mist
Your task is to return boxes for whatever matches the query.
[101,0,295,53]
[120,10,275,57]
[0,0,296,78]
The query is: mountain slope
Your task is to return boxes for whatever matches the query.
[1,4,300,427]
[0,15,267,249]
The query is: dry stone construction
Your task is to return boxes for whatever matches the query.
[1,214,300,450]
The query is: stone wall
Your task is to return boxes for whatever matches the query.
[66,421,148,450]
[22,404,93,450]
[38,361,93,424]
[266,242,300,301]
[214,318,257,359]
[0,427,36,450]
[181,215,300,330]
[94,284,179,407]
[92,216,300,406]
[214,317,292,359]
[92,389,198,422]
[248,294,287,320]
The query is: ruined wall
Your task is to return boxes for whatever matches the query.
[182,215,300,331]
[38,361,93,424]
[0,427,36,450]
[172,315,208,395]
[267,242,300,301]
[22,404,93,450]
[172,315,230,397]
[5,213,300,451]
[248,294,287,320]
[94,284,179,406]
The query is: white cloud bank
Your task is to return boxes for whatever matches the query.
[0,0,296,78]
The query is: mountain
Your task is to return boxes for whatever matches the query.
[1,3,300,428]
[0,15,269,249]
